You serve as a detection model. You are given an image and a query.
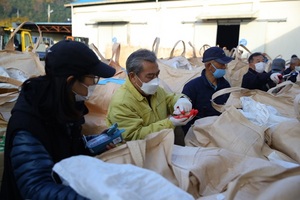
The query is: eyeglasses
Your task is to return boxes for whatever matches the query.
[84,75,100,85]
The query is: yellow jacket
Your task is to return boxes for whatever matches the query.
[106,77,181,140]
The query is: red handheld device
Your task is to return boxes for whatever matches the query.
[173,109,198,119]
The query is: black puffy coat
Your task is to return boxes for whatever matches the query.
[0,77,91,200]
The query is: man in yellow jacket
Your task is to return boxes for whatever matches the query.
[106,49,194,141]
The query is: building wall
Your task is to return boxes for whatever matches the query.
[70,0,300,66]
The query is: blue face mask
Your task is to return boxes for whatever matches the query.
[211,63,226,78]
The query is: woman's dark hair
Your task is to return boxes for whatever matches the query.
[22,75,83,123]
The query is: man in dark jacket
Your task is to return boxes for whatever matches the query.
[283,56,300,83]
[0,40,116,200]
[181,47,233,134]
[242,52,280,91]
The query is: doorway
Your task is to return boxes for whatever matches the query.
[216,24,240,51]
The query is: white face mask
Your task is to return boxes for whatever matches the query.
[73,84,96,102]
[255,62,266,73]
[295,66,300,72]
[136,76,160,95]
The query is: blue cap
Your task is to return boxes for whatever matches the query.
[202,47,233,64]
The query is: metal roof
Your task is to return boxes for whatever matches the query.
[18,22,72,34]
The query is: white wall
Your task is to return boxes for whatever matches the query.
[70,0,300,65]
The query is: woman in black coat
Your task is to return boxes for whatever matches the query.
[0,40,116,200]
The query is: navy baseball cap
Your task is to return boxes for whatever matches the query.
[202,47,233,64]
[45,40,116,78]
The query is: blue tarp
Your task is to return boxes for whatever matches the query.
[98,78,125,85]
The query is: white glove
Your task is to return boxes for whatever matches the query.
[270,73,282,84]
[173,97,192,115]
[169,115,194,126]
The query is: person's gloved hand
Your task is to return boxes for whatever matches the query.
[270,73,282,84]
[169,115,194,126]
[173,97,192,115]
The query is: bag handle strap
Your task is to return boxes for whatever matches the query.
[0,91,19,105]
[188,41,197,58]
[237,44,252,55]
[0,75,23,87]
[5,21,42,53]
[169,40,185,59]
[199,44,211,57]
[89,43,108,63]
[110,43,121,66]
[152,37,160,56]
[211,87,274,113]
[267,80,294,95]
[211,87,256,112]
[231,44,252,61]
[228,47,236,57]
[89,43,124,76]
[230,48,239,60]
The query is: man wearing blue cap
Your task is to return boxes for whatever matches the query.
[181,46,233,134]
